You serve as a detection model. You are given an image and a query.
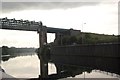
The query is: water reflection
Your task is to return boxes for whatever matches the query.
[2,52,35,62]
[1,46,36,62]
[2,53,39,78]
[1,52,119,79]
[1,52,57,78]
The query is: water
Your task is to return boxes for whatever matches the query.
[1,52,56,78]
[1,52,119,79]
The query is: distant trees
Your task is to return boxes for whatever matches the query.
[118,35,120,42]
[2,46,36,55]
[57,33,119,45]
[61,36,77,45]
[1,46,36,62]
[2,46,9,55]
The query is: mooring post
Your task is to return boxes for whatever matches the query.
[38,23,48,79]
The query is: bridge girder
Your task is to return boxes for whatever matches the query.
[0,18,70,33]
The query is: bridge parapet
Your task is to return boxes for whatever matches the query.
[0,17,43,31]
[0,17,80,34]
[0,17,42,26]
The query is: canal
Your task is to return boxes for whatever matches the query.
[1,52,119,79]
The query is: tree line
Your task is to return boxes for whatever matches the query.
[57,32,119,45]
[1,46,36,55]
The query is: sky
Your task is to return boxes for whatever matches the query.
[0,0,119,48]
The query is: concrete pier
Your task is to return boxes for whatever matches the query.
[38,24,48,78]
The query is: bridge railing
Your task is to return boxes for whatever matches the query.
[0,17,79,33]
[0,17,42,27]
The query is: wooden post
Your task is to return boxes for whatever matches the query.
[38,25,48,78]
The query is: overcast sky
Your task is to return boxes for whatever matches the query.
[0,0,119,47]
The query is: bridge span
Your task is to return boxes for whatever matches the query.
[0,17,74,33]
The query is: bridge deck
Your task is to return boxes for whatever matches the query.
[0,18,69,33]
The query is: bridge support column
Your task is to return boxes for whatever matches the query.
[38,25,48,78]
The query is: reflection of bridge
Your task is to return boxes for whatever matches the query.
[51,43,120,76]
[0,17,120,79]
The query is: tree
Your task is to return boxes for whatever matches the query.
[2,46,9,55]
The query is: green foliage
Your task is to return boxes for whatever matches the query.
[60,32,119,45]
[69,36,77,44]
[62,36,70,45]
[62,36,78,45]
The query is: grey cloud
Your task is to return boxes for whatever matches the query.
[1,2,98,13]
[118,2,120,35]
